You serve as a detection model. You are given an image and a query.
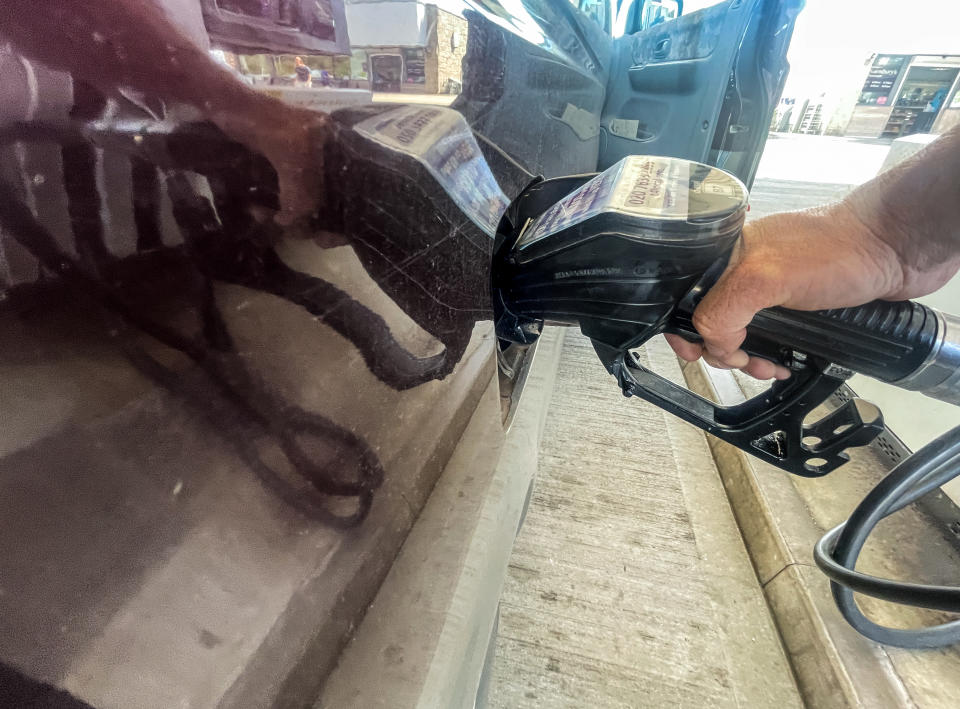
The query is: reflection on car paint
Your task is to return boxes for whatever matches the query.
[0,100,508,525]
[351,105,509,236]
[0,1,617,704]
[0,0,605,524]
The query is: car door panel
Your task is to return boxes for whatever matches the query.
[600,0,800,187]
[455,0,612,187]
[0,0,803,705]
[709,0,803,185]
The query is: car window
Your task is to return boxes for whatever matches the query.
[640,0,680,29]
[614,0,677,37]
[578,0,609,32]
[615,0,726,38]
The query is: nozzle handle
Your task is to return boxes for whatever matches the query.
[744,301,960,406]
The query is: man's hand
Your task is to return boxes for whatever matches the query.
[215,101,331,230]
[0,0,330,231]
[668,126,960,380]
[665,200,952,379]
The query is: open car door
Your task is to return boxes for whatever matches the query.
[600,0,803,187]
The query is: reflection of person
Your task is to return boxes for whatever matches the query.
[0,0,329,228]
[667,125,960,381]
[931,87,949,110]
[294,56,312,87]
[914,87,948,134]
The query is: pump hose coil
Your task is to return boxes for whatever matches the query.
[814,424,960,648]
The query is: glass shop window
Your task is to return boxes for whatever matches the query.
[403,48,426,84]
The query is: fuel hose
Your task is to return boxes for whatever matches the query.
[813,424,960,648]
[493,153,960,647]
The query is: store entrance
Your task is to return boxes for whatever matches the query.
[370,54,402,92]
[882,65,958,138]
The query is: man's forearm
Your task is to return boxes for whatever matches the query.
[0,0,276,123]
[0,0,332,227]
[845,124,960,278]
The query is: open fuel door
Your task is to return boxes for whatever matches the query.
[599,0,802,187]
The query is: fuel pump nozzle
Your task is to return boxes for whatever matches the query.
[493,155,960,477]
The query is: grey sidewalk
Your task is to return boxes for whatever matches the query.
[488,136,960,708]
[486,333,802,708]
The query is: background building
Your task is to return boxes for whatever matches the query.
[345,0,468,93]
[771,53,960,139]
[844,54,960,138]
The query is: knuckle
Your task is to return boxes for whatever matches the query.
[692,307,721,340]
[731,259,776,291]
[695,262,775,338]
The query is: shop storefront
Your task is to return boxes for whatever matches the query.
[845,54,960,138]
[345,0,467,93]
[357,47,424,91]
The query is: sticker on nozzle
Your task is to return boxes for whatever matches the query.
[613,155,689,218]
[353,105,509,237]
[519,156,691,246]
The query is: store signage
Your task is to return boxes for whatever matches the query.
[858,54,908,105]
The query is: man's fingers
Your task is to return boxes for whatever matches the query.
[703,351,735,370]
[692,260,785,357]
[703,347,749,370]
[740,357,791,381]
[664,334,703,362]
[666,332,792,381]
[740,357,776,380]
[706,344,749,369]
[772,363,792,380]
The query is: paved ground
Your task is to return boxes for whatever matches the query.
[485,132,960,707]
[371,92,457,106]
[484,134,870,709]
[486,334,802,708]
[754,132,890,184]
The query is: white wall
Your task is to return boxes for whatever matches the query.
[345,1,427,47]
[161,0,211,49]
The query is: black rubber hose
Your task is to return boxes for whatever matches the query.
[813,424,960,648]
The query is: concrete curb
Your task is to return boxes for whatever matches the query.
[679,360,916,709]
[317,329,566,709]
